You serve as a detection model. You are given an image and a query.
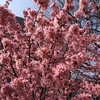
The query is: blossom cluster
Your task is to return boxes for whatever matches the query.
[0,0,100,100]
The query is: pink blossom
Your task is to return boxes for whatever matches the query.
[63,3,74,11]
[50,1,59,17]
[78,93,91,100]
[23,10,28,18]
[0,6,15,25]
[96,35,100,41]
[36,14,44,26]
[74,10,83,19]
[0,55,10,64]
[1,83,15,96]
[29,9,37,18]
[13,23,22,31]
[68,24,79,34]
[79,0,88,7]
[90,2,96,12]
[33,0,50,10]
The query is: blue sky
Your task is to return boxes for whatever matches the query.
[0,0,38,17]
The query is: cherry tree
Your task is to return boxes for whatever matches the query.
[0,0,100,100]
